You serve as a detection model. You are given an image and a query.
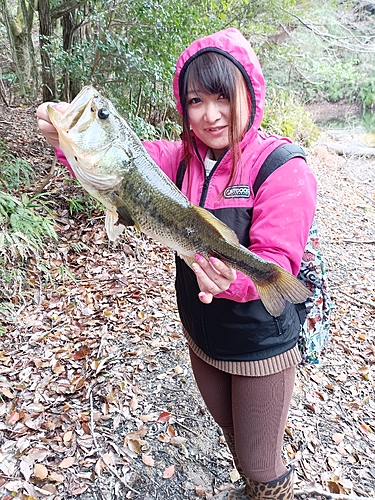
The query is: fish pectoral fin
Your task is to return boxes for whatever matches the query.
[254,266,312,317]
[192,205,240,246]
[116,206,135,227]
[179,254,196,269]
[105,210,126,241]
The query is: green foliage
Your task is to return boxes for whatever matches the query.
[0,139,34,189]
[261,89,320,146]
[0,302,17,335]
[260,2,375,109]
[361,109,375,133]
[0,191,57,256]
[298,59,360,104]
[63,179,104,217]
[0,140,58,299]
[357,77,375,110]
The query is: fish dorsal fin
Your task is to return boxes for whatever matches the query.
[192,205,240,247]
[117,205,135,227]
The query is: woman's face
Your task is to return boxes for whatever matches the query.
[187,80,249,160]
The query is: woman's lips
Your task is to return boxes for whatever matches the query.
[205,125,227,134]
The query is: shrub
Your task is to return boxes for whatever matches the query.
[261,89,320,146]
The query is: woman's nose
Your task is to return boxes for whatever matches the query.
[204,102,221,122]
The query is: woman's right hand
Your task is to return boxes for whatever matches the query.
[36,101,69,149]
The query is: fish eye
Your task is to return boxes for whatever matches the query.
[98,108,110,120]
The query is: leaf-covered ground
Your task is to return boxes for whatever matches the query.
[0,105,374,500]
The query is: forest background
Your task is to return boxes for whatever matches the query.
[0,1,375,499]
[1,0,375,139]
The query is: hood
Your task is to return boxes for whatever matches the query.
[173,28,265,132]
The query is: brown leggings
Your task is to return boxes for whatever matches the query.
[189,348,295,483]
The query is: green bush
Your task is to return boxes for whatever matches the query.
[261,89,320,146]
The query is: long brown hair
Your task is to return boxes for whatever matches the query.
[179,51,251,188]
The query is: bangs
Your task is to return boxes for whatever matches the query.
[183,52,237,99]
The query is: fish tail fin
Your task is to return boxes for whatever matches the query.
[255,267,312,317]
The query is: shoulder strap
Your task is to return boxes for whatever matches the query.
[253,144,306,197]
[176,159,187,191]
[176,143,306,193]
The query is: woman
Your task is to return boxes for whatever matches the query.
[37,28,317,499]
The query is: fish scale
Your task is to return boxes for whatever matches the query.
[47,85,311,317]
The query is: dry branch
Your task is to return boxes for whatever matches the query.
[342,240,375,244]
[295,489,373,500]
[338,290,375,309]
[35,155,57,193]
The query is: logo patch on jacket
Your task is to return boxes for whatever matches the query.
[223,185,250,199]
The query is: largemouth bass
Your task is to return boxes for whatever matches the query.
[47,85,311,317]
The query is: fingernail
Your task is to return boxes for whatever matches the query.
[210,257,219,265]
[192,263,200,273]
[198,292,206,300]
[195,253,202,261]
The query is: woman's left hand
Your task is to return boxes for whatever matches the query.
[191,254,237,304]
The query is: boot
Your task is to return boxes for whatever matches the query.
[245,467,294,499]
[214,462,294,499]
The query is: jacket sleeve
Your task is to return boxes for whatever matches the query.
[142,140,183,181]
[55,148,76,178]
[215,157,317,302]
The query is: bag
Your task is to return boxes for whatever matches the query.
[253,144,334,364]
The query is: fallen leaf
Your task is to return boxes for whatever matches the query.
[230,468,241,482]
[19,460,32,481]
[195,485,207,496]
[142,454,155,466]
[157,411,171,423]
[49,472,64,483]
[34,463,48,480]
[162,465,175,478]
[59,457,75,468]
[1,389,15,399]
[73,345,91,360]
[63,430,73,446]
[332,433,345,444]
[129,396,139,411]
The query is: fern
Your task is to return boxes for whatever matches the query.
[0,192,57,250]
[0,140,34,189]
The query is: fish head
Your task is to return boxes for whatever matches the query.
[47,85,132,192]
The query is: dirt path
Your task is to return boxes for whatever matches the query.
[0,107,374,500]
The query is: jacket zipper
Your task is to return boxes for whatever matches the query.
[197,146,229,207]
[274,317,283,335]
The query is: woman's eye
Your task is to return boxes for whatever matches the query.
[188,97,201,105]
[218,93,229,100]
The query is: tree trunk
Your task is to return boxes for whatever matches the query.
[1,0,38,98]
[61,9,82,101]
[38,0,57,101]
[20,0,39,98]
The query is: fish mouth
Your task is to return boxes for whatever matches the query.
[47,86,122,190]
[47,87,98,134]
